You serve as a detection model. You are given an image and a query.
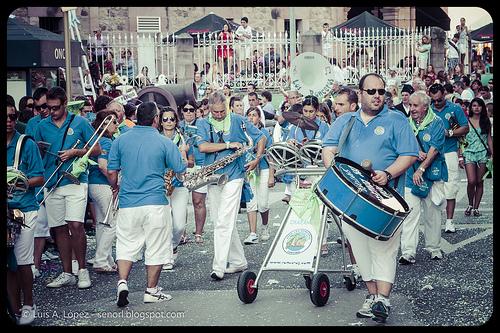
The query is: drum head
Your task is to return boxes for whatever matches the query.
[299,140,323,166]
[267,142,303,170]
[332,157,409,215]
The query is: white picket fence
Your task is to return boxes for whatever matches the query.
[86,26,430,92]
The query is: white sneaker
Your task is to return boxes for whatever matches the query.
[47,272,76,288]
[225,264,248,274]
[243,233,259,245]
[162,263,174,271]
[31,265,41,279]
[143,287,172,303]
[87,257,95,265]
[356,294,375,318]
[18,304,36,325]
[430,250,443,260]
[72,260,79,275]
[41,253,51,261]
[445,220,456,233]
[77,268,92,289]
[43,251,59,260]
[260,226,270,241]
[116,281,129,307]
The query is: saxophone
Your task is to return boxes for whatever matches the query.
[448,112,468,149]
[183,123,254,191]
[165,128,187,196]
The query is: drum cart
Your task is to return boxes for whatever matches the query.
[237,166,358,307]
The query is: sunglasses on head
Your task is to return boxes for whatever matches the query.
[429,84,442,94]
[34,103,48,111]
[183,107,195,113]
[7,113,18,121]
[162,117,176,122]
[361,88,386,96]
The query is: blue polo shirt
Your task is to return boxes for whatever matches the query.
[431,100,469,154]
[287,118,329,142]
[107,126,186,208]
[7,131,45,212]
[179,119,205,167]
[197,114,264,182]
[405,116,449,188]
[89,136,114,185]
[35,114,97,189]
[25,115,45,137]
[259,127,273,170]
[323,106,420,195]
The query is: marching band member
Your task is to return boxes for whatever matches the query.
[429,83,469,232]
[25,87,52,278]
[88,110,119,273]
[35,87,101,290]
[7,106,45,324]
[179,101,207,244]
[243,106,275,244]
[159,106,194,270]
[400,91,448,264]
[322,73,419,323]
[106,100,131,137]
[287,95,329,143]
[107,102,186,307]
[197,91,266,280]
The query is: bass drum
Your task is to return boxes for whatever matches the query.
[299,140,323,166]
[313,157,410,241]
[266,141,303,170]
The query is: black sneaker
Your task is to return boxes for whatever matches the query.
[399,255,416,265]
[210,271,224,281]
[371,299,390,323]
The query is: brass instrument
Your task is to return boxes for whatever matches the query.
[183,123,254,191]
[165,127,187,196]
[100,195,119,228]
[448,113,468,149]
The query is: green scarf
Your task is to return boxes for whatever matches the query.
[208,112,231,134]
[409,107,436,135]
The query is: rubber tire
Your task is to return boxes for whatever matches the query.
[237,271,258,304]
[309,273,330,307]
[344,276,356,291]
[304,275,312,290]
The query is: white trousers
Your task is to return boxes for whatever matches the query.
[88,184,116,268]
[247,169,270,213]
[168,186,189,248]
[343,223,401,284]
[444,151,459,200]
[208,178,247,274]
[401,186,442,257]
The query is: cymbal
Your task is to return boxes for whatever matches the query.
[282,111,320,131]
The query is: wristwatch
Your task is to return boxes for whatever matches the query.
[383,170,393,181]
[226,141,230,149]
[418,167,426,173]
[448,129,454,137]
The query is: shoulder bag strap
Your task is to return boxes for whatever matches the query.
[467,117,490,154]
[336,114,356,157]
[59,113,76,153]
[13,134,27,169]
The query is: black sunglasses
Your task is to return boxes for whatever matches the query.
[47,105,63,111]
[162,117,176,122]
[361,88,386,96]
[429,84,442,94]
[34,103,48,111]
[183,107,195,113]
[7,113,18,121]
[26,103,34,109]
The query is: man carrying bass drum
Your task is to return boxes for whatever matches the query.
[322,73,419,324]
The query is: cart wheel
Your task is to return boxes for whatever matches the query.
[309,273,330,307]
[303,275,312,290]
[344,276,356,291]
[237,271,258,304]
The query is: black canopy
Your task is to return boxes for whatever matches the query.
[332,11,399,32]
[415,7,450,31]
[470,23,493,43]
[163,13,260,44]
[7,17,82,68]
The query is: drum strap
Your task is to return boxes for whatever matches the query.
[337,114,356,156]
[13,134,31,169]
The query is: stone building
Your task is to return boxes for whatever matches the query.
[11,7,448,37]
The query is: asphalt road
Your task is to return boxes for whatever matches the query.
[28,169,494,326]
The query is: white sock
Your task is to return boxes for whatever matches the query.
[446,219,453,224]
[146,286,158,294]
[377,294,390,305]
[118,279,127,285]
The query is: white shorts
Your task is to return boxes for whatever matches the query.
[115,205,172,266]
[14,211,37,265]
[247,169,270,213]
[44,183,88,228]
[444,152,459,200]
[342,223,402,284]
[34,204,50,238]
[193,184,208,194]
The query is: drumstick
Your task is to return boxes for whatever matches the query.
[361,159,376,177]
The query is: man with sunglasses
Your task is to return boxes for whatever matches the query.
[107,102,186,306]
[197,91,266,280]
[429,83,469,233]
[322,73,419,323]
[7,103,45,324]
[34,87,101,290]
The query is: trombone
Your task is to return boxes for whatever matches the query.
[100,195,119,228]
[37,114,116,205]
